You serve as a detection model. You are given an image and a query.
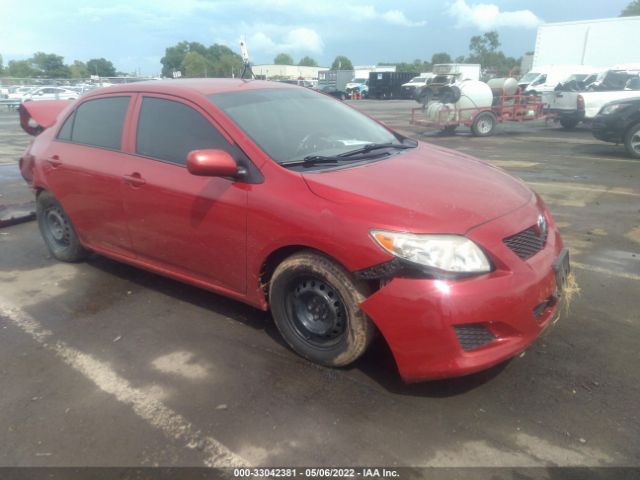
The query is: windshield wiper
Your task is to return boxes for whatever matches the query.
[338,142,415,157]
[279,155,344,168]
[280,142,416,168]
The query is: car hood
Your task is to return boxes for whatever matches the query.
[302,143,533,234]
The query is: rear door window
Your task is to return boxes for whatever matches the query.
[70,96,130,150]
[135,97,230,166]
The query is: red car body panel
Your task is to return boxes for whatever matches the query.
[19,80,566,382]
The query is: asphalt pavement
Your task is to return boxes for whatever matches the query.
[0,102,638,469]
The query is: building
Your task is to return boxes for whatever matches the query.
[251,65,328,80]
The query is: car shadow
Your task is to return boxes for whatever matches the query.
[84,253,509,397]
[351,336,509,397]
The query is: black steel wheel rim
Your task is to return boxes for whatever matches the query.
[285,275,347,347]
[44,206,71,247]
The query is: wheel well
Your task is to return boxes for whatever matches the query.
[623,119,640,139]
[259,245,318,299]
[258,245,377,303]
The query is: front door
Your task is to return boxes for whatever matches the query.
[122,95,248,294]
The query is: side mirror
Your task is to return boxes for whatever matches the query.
[186,149,243,177]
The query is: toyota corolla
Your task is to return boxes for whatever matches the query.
[18,79,570,382]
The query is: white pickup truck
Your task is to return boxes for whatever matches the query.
[544,68,640,128]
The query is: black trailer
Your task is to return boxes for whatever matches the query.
[368,72,418,99]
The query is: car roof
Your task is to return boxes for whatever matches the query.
[82,78,297,100]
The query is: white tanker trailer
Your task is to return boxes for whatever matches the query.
[411,78,544,136]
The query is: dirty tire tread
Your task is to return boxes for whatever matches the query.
[623,122,640,159]
[269,251,375,367]
[36,191,88,262]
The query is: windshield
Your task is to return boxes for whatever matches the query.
[209,88,401,164]
[561,73,589,83]
[350,78,366,84]
[408,77,427,83]
[521,72,540,83]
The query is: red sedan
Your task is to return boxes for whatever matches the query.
[18,79,569,382]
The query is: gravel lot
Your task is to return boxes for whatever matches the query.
[0,100,638,469]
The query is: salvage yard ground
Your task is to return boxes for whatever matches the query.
[0,101,638,468]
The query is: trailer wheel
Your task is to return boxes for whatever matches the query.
[559,117,579,130]
[471,112,496,137]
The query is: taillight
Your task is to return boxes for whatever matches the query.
[577,95,585,111]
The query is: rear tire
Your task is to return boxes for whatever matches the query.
[559,117,579,130]
[37,191,87,262]
[269,251,375,367]
[471,111,497,137]
[624,123,640,159]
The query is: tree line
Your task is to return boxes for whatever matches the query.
[0,31,522,80]
[0,52,120,78]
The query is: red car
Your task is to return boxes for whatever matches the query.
[18,79,570,382]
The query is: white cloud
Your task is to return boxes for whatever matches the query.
[449,0,542,30]
[380,10,427,27]
[246,27,324,55]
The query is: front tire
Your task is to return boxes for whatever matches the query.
[624,123,640,159]
[269,251,375,367]
[559,117,579,130]
[37,191,87,262]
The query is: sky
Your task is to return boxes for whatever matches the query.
[0,0,633,75]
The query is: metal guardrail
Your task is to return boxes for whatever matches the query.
[0,99,21,109]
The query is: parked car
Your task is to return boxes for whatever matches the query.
[313,84,348,100]
[545,68,640,128]
[7,86,36,100]
[18,80,569,382]
[521,65,598,95]
[592,97,640,158]
[401,75,432,99]
[344,78,368,98]
[22,86,78,102]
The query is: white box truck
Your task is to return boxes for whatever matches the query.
[532,16,640,68]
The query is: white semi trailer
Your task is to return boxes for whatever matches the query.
[532,16,640,68]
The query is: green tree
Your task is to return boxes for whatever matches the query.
[31,52,70,78]
[7,59,37,77]
[207,44,243,77]
[181,51,213,77]
[331,55,353,70]
[0,54,3,75]
[466,31,517,77]
[86,58,116,77]
[298,56,318,67]
[161,42,242,78]
[431,52,452,64]
[69,60,88,79]
[620,0,640,16]
[378,60,427,74]
[274,53,294,65]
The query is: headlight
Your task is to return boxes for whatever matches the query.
[370,230,491,274]
[600,103,628,115]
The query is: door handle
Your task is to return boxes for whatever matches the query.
[47,155,62,168]
[123,173,146,187]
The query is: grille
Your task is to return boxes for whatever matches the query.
[503,226,547,260]
[454,324,496,351]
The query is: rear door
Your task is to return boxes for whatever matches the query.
[44,95,135,256]
[121,94,248,293]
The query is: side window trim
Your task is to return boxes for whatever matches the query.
[54,94,134,151]
[129,93,263,184]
